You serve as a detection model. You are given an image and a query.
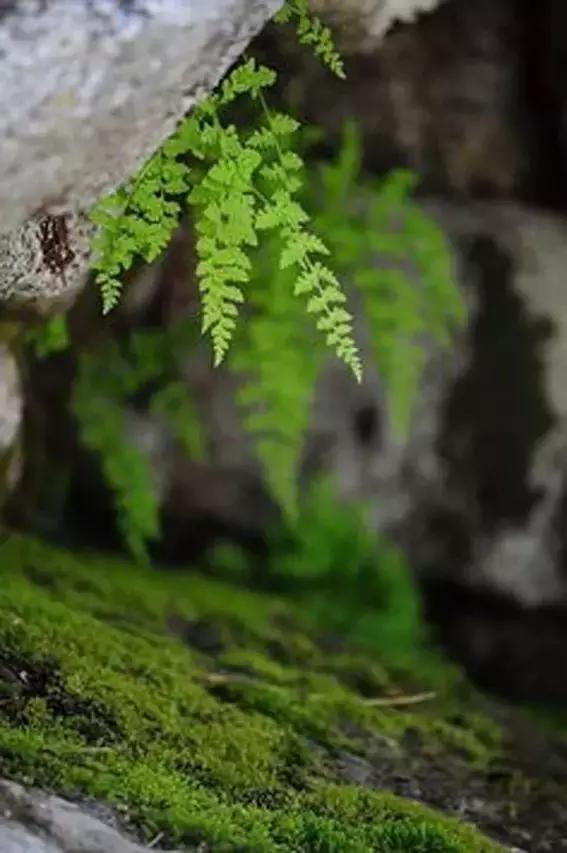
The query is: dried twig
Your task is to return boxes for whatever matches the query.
[362,691,436,707]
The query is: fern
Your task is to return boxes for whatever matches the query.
[81,11,463,557]
[26,316,69,358]
[90,150,191,314]
[315,124,464,435]
[72,326,205,562]
[275,0,346,79]
[89,48,360,378]
[72,347,160,563]
[254,115,361,380]
[231,240,321,519]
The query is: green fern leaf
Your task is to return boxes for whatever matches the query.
[276,0,346,79]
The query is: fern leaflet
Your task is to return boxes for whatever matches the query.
[275,0,346,79]
[315,123,464,435]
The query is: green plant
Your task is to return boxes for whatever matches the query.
[274,0,345,79]
[232,123,462,519]
[26,316,69,359]
[231,231,322,519]
[72,324,205,562]
[80,3,463,560]
[90,6,360,380]
[208,477,425,662]
[75,120,462,560]
[313,123,464,435]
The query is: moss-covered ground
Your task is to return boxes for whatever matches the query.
[0,535,566,850]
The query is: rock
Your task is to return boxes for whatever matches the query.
[0,0,282,232]
[308,201,567,609]
[0,342,23,505]
[0,0,281,314]
[311,0,444,49]
[0,214,92,321]
[0,779,181,853]
[259,0,552,199]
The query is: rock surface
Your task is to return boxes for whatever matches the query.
[114,201,567,611]
[0,0,281,312]
[0,780,180,853]
[261,0,551,200]
[312,0,444,49]
[0,0,281,232]
[307,201,567,610]
[0,341,23,504]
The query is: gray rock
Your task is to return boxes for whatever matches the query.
[311,0,444,49]
[315,201,567,608]
[0,0,281,311]
[0,342,22,503]
[0,0,281,232]
[131,200,567,610]
[0,779,181,853]
[0,214,92,319]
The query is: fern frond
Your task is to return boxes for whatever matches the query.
[27,316,69,358]
[252,107,362,381]
[90,149,191,313]
[72,326,205,562]
[190,134,261,364]
[72,350,160,563]
[275,0,346,79]
[312,124,463,435]
[232,248,321,518]
[219,57,276,104]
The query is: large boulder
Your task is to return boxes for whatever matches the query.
[311,0,444,49]
[0,0,282,315]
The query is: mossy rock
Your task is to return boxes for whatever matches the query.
[0,536,566,851]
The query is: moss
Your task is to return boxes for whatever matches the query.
[0,534,516,850]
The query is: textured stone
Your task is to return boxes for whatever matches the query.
[131,201,567,609]
[260,0,542,199]
[305,201,567,608]
[0,779,181,853]
[0,214,92,315]
[311,0,443,49]
[0,0,281,312]
[0,0,281,232]
[0,342,22,502]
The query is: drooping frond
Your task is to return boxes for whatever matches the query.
[275,0,346,79]
[314,124,464,435]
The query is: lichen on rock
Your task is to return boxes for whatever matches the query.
[0,213,92,318]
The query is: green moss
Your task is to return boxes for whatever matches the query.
[0,535,506,850]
